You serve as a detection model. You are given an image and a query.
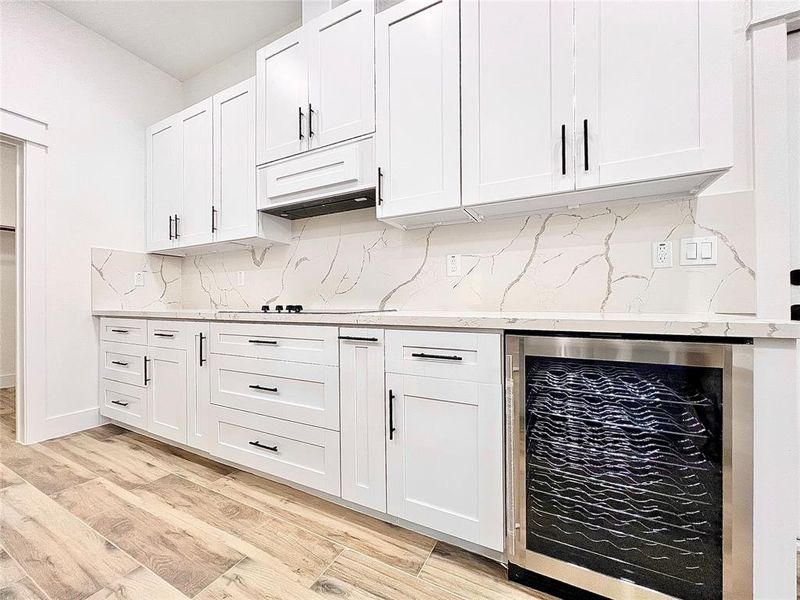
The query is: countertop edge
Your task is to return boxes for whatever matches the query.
[90,310,800,340]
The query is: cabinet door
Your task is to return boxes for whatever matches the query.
[461,0,574,206]
[386,374,504,551]
[213,78,257,242]
[575,0,732,189]
[256,29,308,165]
[339,329,386,512]
[146,116,179,252]
[146,346,187,444]
[307,0,375,150]
[375,0,461,219]
[177,99,213,247]
[186,323,210,451]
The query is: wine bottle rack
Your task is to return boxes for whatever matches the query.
[525,356,723,600]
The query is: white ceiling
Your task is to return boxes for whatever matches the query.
[44,0,302,81]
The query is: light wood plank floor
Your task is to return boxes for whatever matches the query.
[0,388,556,600]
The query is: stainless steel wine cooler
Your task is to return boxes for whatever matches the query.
[505,334,754,600]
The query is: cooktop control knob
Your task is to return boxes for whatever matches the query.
[295,304,303,313]
[275,305,283,312]
[285,305,303,313]
[261,305,270,312]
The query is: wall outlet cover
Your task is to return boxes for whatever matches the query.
[237,271,245,287]
[134,272,145,287]
[651,241,673,269]
[446,254,462,277]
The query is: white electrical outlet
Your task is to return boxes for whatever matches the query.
[446,254,462,277]
[651,241,673,269]
[133,272,145,287]
[237,271,245,287]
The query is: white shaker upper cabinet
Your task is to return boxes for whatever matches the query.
[376,0,469,227]
[575,0,732,189]
[146,116,180,252]
[307,0,375,150]
[462,0,574,207]
[257,30,308,165]
[177,99,213,247]
[213,78,257,242]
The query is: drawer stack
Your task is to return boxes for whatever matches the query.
[99,318,189,441]
[206,323,341,495]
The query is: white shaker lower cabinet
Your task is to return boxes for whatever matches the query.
[146,347,187,443]
[187,322,210,451]
[339,329,386,513]
[385,373,504,551]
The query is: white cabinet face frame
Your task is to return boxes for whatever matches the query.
[177,98,214,247]
[461,0,575,206]
[307,0,375,150]
[574,0,732,189]
[375,0,462,219]
[339,328,386,512]
[213,78,257,242]
[386,374,504,551]
[146,346,188,444]
[257,29,309,165]
[146,116,180,252]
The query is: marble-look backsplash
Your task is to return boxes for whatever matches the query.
[180,192,755,314]
[91,248,181,310]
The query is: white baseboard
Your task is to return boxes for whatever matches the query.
[0,373,15,389]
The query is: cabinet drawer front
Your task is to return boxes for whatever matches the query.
[211,354,339,430]
[148,320,188,350]
[101,342,147,387]
[267,143,360,199]
[385,330,501,384]
[100,379,147,429]
[210,323,338,365]
[100,318,147,345]
[209,405,340,496]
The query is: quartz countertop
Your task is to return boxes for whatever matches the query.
[91,309,800,339]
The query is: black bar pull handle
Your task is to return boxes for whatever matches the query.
[143,356,150,385]
[410,352,463,361]
[110,361,129,366]
[308,103,314,138]
[388,389,396,440]
[169,215,174,240]
[199,332,206,366]
[153,332,175,338]
[249,384,278,393]
[174,214,180,238]
[110,400,129,407]
[561,124,566,175]
[298,106,304,140]
[249,441,278,452]
[110,329,129,334]
[248,339,278,345]
[583,118,589,172]
[338,335,379,342]
[377,167,383,205]
[211,206,218,233]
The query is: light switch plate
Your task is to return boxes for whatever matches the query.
[133,272,145,287]
[651,241,673,269]
[680,236,717,266]
[446,254,462,277]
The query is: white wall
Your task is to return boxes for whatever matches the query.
[182,19,300,107]
[0,1,183,440]
[0,142,15,388]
